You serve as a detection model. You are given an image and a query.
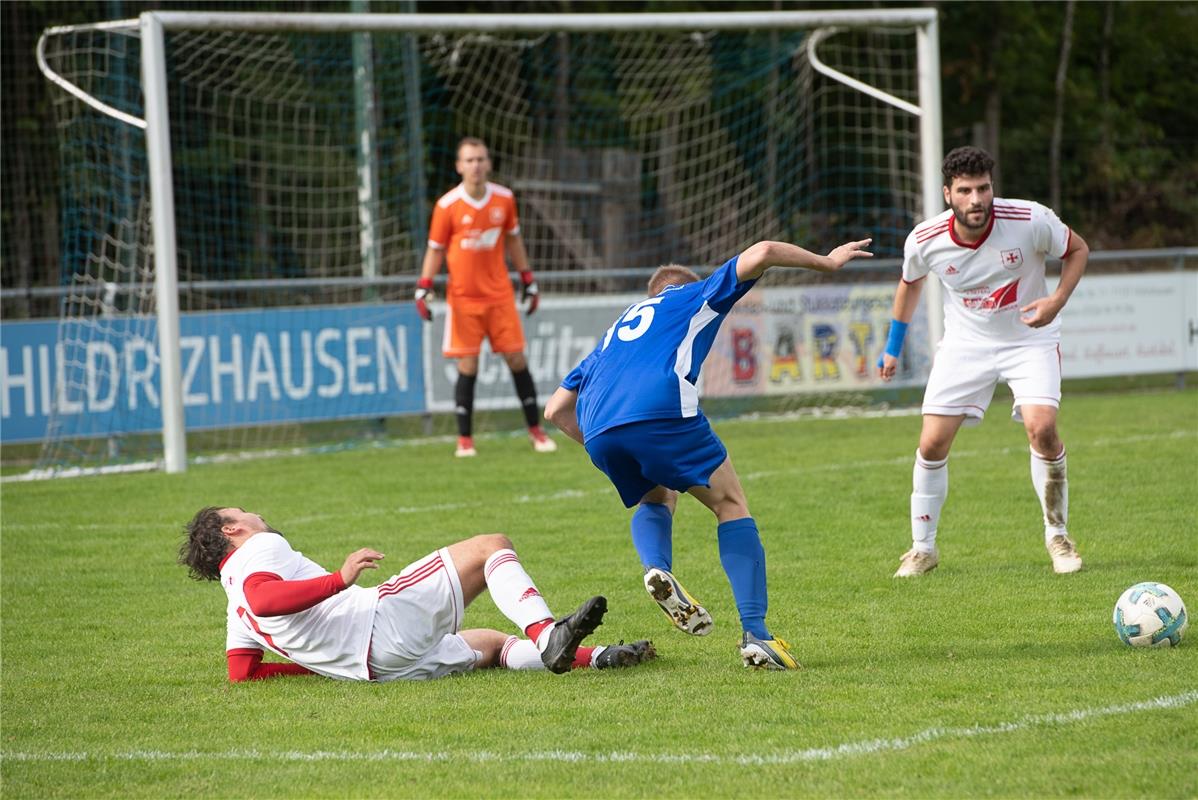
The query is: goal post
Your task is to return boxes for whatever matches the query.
[31,9,943,476]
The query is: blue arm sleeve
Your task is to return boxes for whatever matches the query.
[876,319,909,368]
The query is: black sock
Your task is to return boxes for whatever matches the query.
[511,368,539,428]
[455,373,477,437]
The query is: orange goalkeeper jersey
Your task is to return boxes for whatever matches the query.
[427,182,521,304]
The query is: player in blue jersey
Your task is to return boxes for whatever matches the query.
[544,238,873,669]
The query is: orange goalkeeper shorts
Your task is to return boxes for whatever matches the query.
[442,298,526,358]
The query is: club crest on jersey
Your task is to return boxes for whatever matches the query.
[1000,248,1024,270]
[489,207,505,224]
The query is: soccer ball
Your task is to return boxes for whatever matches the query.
[1113,582,1188,648]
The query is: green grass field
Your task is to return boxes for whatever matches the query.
[3,387,1196,798]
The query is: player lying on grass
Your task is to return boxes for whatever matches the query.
[179,507,655,682]
[544,237,872,670]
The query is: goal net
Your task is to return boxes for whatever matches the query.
[28,11,936,475]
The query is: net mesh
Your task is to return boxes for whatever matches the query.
[34,20,923,472]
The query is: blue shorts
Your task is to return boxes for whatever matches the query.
[584,416,728,508]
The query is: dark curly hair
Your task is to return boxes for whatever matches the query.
[942,146,996,187]
[179,506,233,581]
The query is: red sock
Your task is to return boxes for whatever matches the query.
[571,646,595,670]
[525,618,554,644]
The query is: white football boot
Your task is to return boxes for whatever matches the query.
[1046,534,1082,573]
[894,546,939,577]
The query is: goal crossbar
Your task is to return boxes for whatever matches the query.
[148,10,937,33]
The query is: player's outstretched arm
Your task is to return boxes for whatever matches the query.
[735,239,873,282]
[241,548,382,618]
[544,387,583,445]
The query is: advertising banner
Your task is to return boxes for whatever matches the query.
[422,284,935,410]
[1055,272,1198,377]
[1,304,424,443]
[703,283,933,396]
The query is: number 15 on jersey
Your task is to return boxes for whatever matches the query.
[603,297,665,349]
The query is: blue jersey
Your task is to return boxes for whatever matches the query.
[562,256,757,442]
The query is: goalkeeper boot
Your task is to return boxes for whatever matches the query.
[455,436,477,458]
[894,546,939,577]
[541,596,607,674]
[594,640,657,669]
[740,632,800,670]
[643,568,713,636]
[1046,534,1082,574]
[528,425,558,453]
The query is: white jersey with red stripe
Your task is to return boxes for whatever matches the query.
[903,198,1072,344]
[221,532,377,681]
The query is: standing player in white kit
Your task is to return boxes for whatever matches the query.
[877,146,1090,577]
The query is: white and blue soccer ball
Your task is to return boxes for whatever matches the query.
[1113,582,1188,648]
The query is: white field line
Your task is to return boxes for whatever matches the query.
[3,429,1194,532]
[3,690,1194,767]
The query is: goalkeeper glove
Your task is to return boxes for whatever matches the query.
[414,277,434,322]
[876,319,908,369]
[520,270,540,316]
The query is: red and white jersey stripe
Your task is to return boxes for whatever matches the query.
[903,197,1072,344]
[221,533,377,681]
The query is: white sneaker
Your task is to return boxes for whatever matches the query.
[894,547,939,577]
[1046,534,1082,573]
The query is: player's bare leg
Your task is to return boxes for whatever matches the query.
[895,414,965,577]
[689,458,798,669]
[636,486,711,636]
[501,350,556,453]
[1021,404,1080,573]
[454,356,479,457]
[444,533,606,674]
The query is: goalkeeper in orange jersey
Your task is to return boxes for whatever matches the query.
[415,137,557,458]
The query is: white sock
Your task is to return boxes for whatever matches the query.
[499,636,604,670]
[483,549,554,633]
[911,449,948,553]
[499,636,545,670]
[1031,447,1068,541]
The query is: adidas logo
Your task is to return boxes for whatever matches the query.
[519,587,541,602]
[945,265,959,275]
[915,514,931,522]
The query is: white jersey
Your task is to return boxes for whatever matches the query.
[903,198,1072,344]
[220,532,378,681]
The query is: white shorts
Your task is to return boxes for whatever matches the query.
[923,339,1061,425]
[366,547,479,682]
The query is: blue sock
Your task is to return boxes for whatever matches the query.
[717,517,769,639]
[630,503,673,571]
